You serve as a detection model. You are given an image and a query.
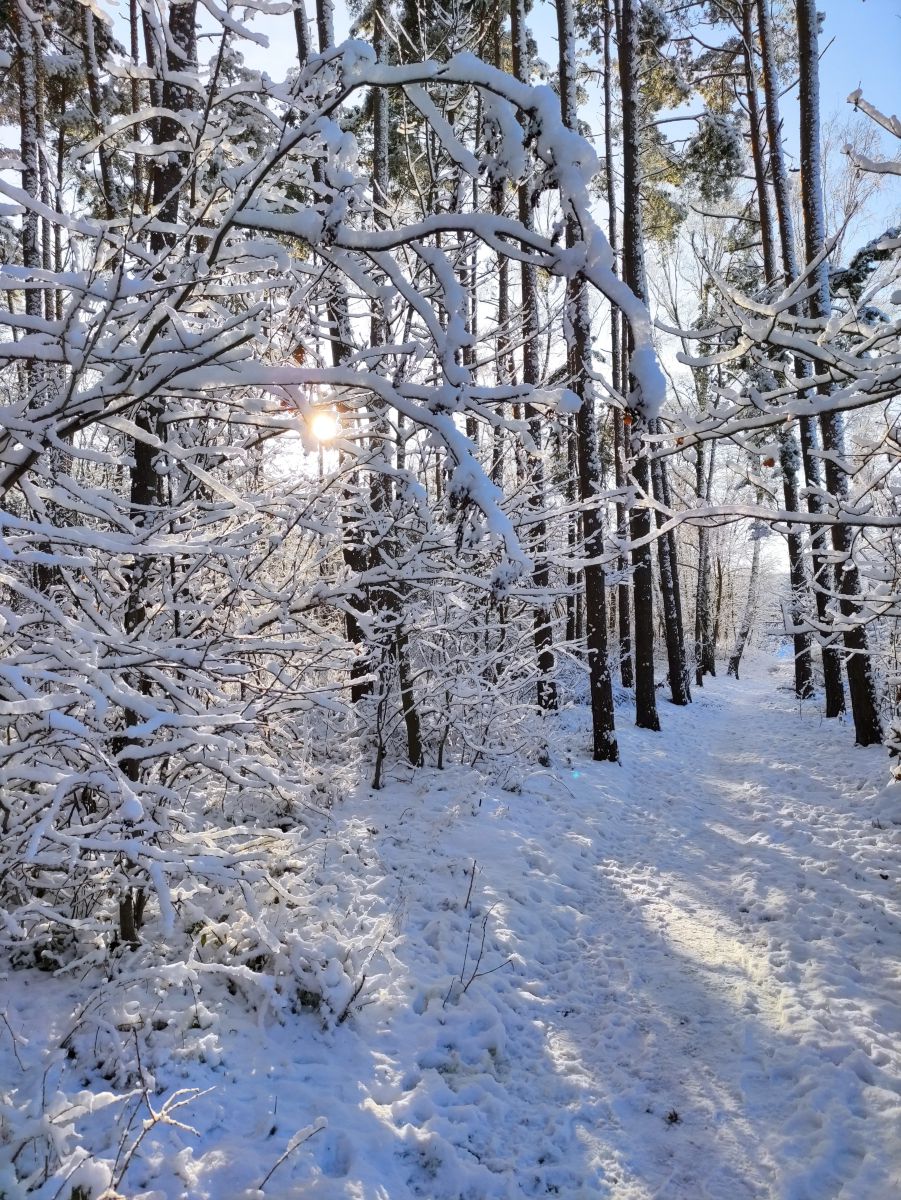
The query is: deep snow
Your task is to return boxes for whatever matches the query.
[2,656,899,1199]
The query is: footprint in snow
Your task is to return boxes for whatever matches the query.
[317,1129,352,1178]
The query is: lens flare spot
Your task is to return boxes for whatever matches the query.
[310,411,338,442]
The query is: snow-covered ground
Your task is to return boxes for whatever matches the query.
[2,656,899,1199]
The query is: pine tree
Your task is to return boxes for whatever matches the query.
[795,0,881,745]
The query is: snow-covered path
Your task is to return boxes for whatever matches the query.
[516,665,901,1199]
[3,659,899,1199]
[345,660,901,1199]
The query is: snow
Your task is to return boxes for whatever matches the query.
[2,656,899,1198]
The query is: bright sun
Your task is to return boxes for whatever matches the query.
[309,410,339,442]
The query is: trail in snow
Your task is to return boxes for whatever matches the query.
[346,658,900,1199]
[525,663,901,1200]
[2,657,899,1199]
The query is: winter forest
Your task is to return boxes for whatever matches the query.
[0,0,899,1195]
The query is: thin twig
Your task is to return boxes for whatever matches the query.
[258,1118,327,1190]
[0,1009,26,1070]
[464,858,477,911]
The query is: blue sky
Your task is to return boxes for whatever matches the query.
[819,0,900,117]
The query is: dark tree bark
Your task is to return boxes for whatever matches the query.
[796,0,882,745]
[293,0,312,63]
[114,1,197,943]
[82,7,121,219]
[369,0,423,764]
[14,2,43,326]
[514,0,558,712]
[651,424,690,704]
[316,0,335,51]
[619,0,660,730]
[556,0,617,759]
[758,0,843,713]
[727,492,763,680]
[693,379,718,683]
[604,0,633,690]
[741,0,813,699]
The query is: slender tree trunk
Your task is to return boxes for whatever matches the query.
[491,26,513,488]
[82,7,120,218]
[514,0,558,711]
[796,0,881,744]
[115,0,198,944]
[293,0,312,63]
[653,425,691,703]
[604,0,633,689]
[14,1,62,593]
[727,502,763,679]
[129,0,144,210]
[712,556,725,653]
[619,0,660,730]
[370,0,422,763]
[15,2,43,328]
[308,0,373,702]
[741,0,778,284]
[316,0,334,51]
[53,92,66,321]
[556,0,617,759]
[759,0,843,713]
[694,437,717,683]
[742,0,813,699]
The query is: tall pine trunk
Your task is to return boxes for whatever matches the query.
[619,0,660,730]
[795,0,881,745]
[604,0,633,689]
[694,391,717,684]
[556,0,617,759]
[651,428,690,704]
[370,0,422,766]
[758,0,843,713]
[727,495,763,680]
[513,0,558,711]
[741,0,813,699]
[15,2,43,330]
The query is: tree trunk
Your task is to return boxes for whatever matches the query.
[557,0,617,759]
[293,0,312,63]
[15,2,43,327]
[604,0,633,689]
[742,0,813,699]
[651,424,690,705]
[370,0,422,763]
[316,0,334,51]
[694,436,717,683]
[115,0,198,945]
[796,0,881,744]
[619,0,660,731]
[759,0,843,713]
[514,0,558,711]
[308,0,373,702]
[727,509,763,679]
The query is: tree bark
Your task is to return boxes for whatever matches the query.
[619,0,660,730]
[556,0,617,758]
[796,0,881,744]
[742,0,813,699]
[514,0,558,711]
[759,0,843,712]
[727,507,763,679]
[604,0,633,689]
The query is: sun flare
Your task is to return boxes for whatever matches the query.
[309,410,339,442]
